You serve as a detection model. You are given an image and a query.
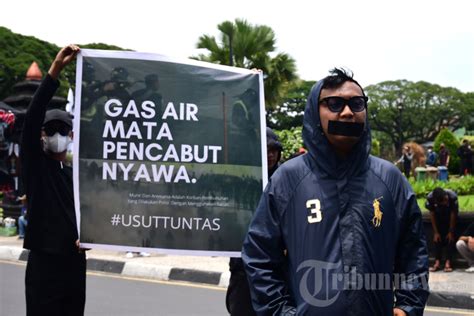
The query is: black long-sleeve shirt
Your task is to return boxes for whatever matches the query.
[21,74,78,254]
[425,189,458,234]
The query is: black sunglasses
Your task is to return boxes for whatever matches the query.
[319,96,368,113]
[43,123,71,137]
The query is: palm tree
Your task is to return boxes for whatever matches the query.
[193,19,297,109]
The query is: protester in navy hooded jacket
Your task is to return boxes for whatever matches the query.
[242,68,429,316]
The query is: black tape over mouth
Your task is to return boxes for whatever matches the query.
[327,121,364,137]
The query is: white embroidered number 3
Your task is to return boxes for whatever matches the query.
[306,199,322,223]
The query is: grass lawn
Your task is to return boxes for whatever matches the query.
[417,194,474,213]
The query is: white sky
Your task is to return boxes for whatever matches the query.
[3,0,474,92]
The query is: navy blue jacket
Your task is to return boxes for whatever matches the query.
[242,80,429,316]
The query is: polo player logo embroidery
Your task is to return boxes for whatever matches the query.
[371,197,383,228]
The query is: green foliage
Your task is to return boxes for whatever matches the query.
[457,195,474,212]
[418,195,474,213]
[410,176,474,198]
[464,92,474,131]
[371,138,381,157]
[0,26,59,98]
[366,80,472,154]
[193,19,298,108]
[371,130,397,161]
[267,80,315,130]
[434,128,461,174]
[0,27,126,100]
[274,127,303,161]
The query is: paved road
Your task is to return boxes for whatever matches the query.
[425,307,474,316]
[1,260,226,315]
[1,260,472,316]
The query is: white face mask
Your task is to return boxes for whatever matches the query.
[43,133,72,153]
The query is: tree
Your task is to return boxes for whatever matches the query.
[371,138,381,157]
[366,80,469,154]
[464,92,474,131]
[0,27,59,99]
[0,27,126,99]
[193,19,297,108]
[275,127,303,161]
[267,80,315,130]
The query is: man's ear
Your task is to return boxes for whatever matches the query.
[70,130,74,140]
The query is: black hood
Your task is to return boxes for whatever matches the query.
[266,127,282,177]
[266,127,283,152]
[302,80,371,179]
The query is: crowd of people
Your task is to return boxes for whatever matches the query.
[395,140,473,179]
[4,44,473,316]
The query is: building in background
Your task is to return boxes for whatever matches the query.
[0,62,66,218]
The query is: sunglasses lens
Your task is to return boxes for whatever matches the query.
[43,126,55,137]
[326,97,345,112]
[349,97,366,112]
[59,126,70,136]
[43,123,70,136]
[322,96,366,113]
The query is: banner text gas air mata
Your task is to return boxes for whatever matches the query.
[101,99,222,184]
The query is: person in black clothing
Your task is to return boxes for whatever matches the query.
[457,139,473,176]
[426,187,458,272]
[225,127,283,316]
[21,44,86,316]
[438,143,450,167]
[266,127,283,176]
[395,145,414,178]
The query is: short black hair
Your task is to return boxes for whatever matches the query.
[432,187,447,203]
[321,68,365,96]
